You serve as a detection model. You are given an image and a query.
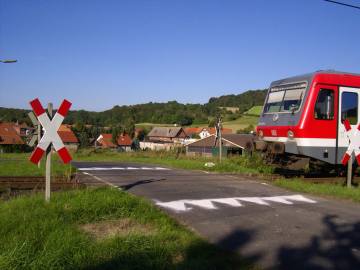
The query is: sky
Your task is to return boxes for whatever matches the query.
[0,0,360,111]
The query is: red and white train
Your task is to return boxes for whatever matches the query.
[256,70,360,170]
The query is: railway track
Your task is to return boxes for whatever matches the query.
[0,176,85,190]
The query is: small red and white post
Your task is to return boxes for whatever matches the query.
[29,98,73,201]
[341,119,360,188]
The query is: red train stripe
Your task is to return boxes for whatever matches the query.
[30,147,45,164]
[30,98,45,116]
[57,99,72,117]
[57,147,72,164]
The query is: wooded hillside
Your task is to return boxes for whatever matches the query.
[0,89,267,127]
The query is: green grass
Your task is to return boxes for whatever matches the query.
[274,179,360,203]
[222,115,259,132]
[0,187,251,270]
[0,153,75,179]
[74,149,273,175]
[243,106,263,116]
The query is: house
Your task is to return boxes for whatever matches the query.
[147,127,187,143]
[186,134,254,157]
[96,133,133,151]
[198,127,233,139]
[57,124,79,151]
[0,122,25,151]
[117,133,132,152]
[184,127,202,138]
[96,134,117,148]
[12,122,33,138]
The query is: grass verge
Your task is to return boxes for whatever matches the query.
[0,153,75,179]
[274,178,360,203]
[0,187,251,270]
[74,149,273,175]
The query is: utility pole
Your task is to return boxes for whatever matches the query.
[216,116,223,163]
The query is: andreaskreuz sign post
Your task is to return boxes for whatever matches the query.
[28,98,72,201]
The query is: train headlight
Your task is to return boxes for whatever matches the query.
[258,130,264,138]
[287,130,294,139]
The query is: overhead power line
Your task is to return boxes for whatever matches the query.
[323,0,360,10]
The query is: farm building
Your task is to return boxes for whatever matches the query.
[57,125,79,151]
[147,127,187,143]
[186,134,254,157]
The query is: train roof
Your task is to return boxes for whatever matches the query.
[270,70,360,87]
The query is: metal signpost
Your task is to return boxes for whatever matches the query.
[28,98,73,201]
[341,119,360,188]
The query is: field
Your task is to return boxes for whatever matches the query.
[222,115,259,132]
[243,106,263,116]
[0,153,74,179]
[0,187,250,270]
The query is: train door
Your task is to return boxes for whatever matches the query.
[337,86,360,163]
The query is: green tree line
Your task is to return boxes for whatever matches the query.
[0,89,267,127]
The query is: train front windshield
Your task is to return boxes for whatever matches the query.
[263,82,307,113]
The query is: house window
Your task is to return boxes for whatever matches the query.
[314,89,334,120]
[341,92,358,125]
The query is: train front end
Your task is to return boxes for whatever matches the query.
[256,73,314,167]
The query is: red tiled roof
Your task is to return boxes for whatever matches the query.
[57,125,79,144]
[202,127,233,135]
[117,133,132,146]
[97,133,117,148]
[184,127,202,136]
[0,122,24,145]
[97,133,132,147]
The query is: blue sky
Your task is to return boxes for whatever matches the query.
[1,0,360,111]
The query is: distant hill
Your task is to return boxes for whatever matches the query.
[0,89,267,127]
[208,89,267,113]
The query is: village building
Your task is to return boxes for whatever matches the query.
[0,122,25,152]
[96,134,117,148]
[117,133,133,151]
[185,134,254,157]
[12,122,33,138]
[57,124,80,151]
[198,127,233,139]
[147,127,187,143]
[96,133,132,151]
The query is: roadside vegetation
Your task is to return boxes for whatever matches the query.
[0,153,75,179]
[74,148,273,175]
[0,187,251,270]
[274,178,360,203]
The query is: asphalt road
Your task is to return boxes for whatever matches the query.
[73,161,360,270]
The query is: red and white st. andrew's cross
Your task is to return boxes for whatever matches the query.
[342,119,360,166]
[29,98,72,164]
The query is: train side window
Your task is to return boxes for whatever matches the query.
[341,92,358,124]
[314,89,334,120]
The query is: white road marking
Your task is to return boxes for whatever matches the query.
[79,167,170,171]
[155,195,317,212]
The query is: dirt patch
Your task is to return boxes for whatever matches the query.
[80,218,156,240]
